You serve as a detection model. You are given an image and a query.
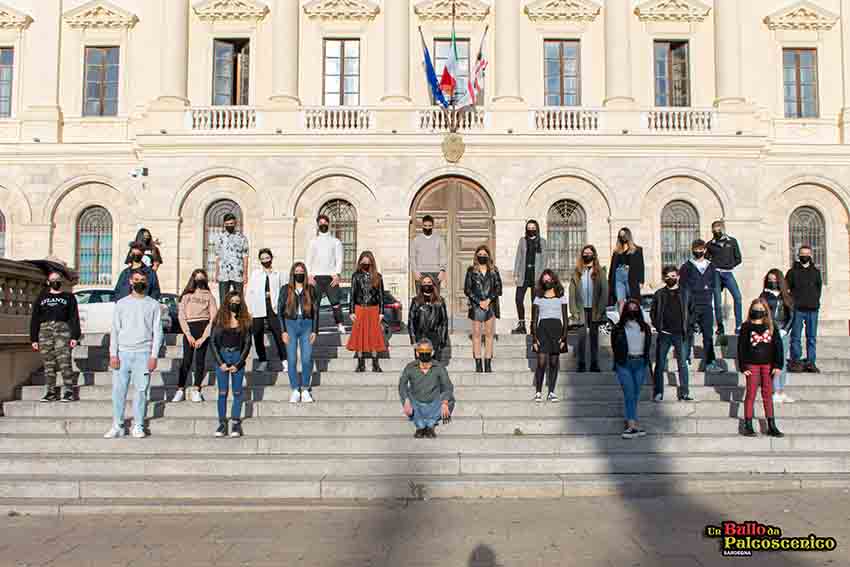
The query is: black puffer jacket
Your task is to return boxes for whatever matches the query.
[349,270,385,310]
[464,267,503,319]
[408,298,449,350]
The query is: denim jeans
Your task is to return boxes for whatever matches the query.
[112,351,150,428]
[285,318,314,391]
[409,398,443,430]
[616,358,647,422]
[216,349,244,421]
[774,330,790,390]
[654,333,689,398]
[713,271,743,332]
[614,266,630,303]
[790,309,819,364]
[688,303,716,365]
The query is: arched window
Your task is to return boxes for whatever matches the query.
[77,206,113,285]
[661,200,700,269]
[0,209,6,258]
[204,199,243,276]
[546,200,587,280]
[789,206,827,283]
[319,199,358,279]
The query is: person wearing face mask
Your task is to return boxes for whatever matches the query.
[678,239,722,374]
[465,245,503,372]
[410,215,448,294]
[512,220,548,335]
[306,214,346,334]
[785,245,823,373]
[347,251,387,372]
[760,269,795,403]
[737,299,785,438]
[706,220,743,336]
[608,227,645,312]
[124,228,163,272]
[105,270,162,439]
[114,242,161,301]
[278,262,320,404]
[209,292,253,438]
[399,339,455,439]
[531,270,569,403]
[650,266,692,402]
[245,249,287,373]
[408,274,449,362]
[568,245,608,373]
[610,298,652,439]
[174,269,218,403]
[213,213,250,304]
[30,272,81,403]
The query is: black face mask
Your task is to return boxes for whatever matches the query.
[195,279,208,290]
[261,261,272,269]
[618,236,628,245]
[229,303,242,314]
[664,278,678,288]
[693,251,706,259]
[477,256,489,265]
[543,281,555,290]
[766,281,780,291]
[132,282,147,293]
[799,256,812,265]
[418,352,433,363]
[423,228,433,236]
[360,263,371,272]
[421,285,434,295]
[582,255,594,264]
[49,281,62,290]
[526,230,538,239]
[750,310,766,320]
[625,309,640,319]
[131,253,143,263]
[318,224,329,234]
[225,226,236,234]
[294,273,306,283]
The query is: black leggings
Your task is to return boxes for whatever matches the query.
[534,353,560,394]
[516,285,533,321]
[252,315,286,362]
[179,320,210,389]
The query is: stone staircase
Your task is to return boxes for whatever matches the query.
[1,331,850,514]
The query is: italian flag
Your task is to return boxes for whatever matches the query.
[438,28,460,105]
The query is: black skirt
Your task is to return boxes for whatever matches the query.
[536,319,564,354]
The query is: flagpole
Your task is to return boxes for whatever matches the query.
[450,0,457,132]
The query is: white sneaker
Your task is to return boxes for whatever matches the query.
[131,425,146,439]
[289,390,301,404]
[337,323,346,334]
[171,389,185,403]
[301,390,314,403]
[256,361,269,372]
[103,425,125,439]
[190,389,204,403]
[653,393,663,403]
[533,392,543,403]
[282,360,288,373]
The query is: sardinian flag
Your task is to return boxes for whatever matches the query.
[460,26,489,108]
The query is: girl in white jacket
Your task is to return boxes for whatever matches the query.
[245,248,287,372]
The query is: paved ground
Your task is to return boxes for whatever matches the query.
[1,490,849,567]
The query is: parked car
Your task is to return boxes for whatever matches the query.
[74,288,172,335]
[318,285,404,332]
[159,293,181,332]
[600,293,654,336]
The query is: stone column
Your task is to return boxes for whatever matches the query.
[713,0,745,107]
[841,0,850,142]
[20,0,62,142]
[493,0,523,103]
[603,0,634,107]
[269,0,300,105]
[156,0,190,106]
[381,0,411,103]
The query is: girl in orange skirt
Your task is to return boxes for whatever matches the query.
[347,251,387,372]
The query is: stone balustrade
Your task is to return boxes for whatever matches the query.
[417,107,487,132]
[532,108,602,133]
[644,108,716,133]
[187,106,258,132]
[302,107,375,131]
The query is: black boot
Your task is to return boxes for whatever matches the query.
[372,357,382,373]
[511,321,527,335]
[484,359,493,373]
[475,358,483,373]
[355,357,366,373]
[740,419,757,437]
[767,418,784,438]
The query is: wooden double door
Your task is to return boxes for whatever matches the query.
[410,177,495,318]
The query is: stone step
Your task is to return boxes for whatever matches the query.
[3,399,843,418]
[19,384,850,403]
[1,416,845,437]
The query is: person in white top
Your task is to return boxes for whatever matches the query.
[306,214,346,333]
[245,248,287,372]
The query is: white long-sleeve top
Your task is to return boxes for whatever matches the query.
[306,233,344,277]
[110,295,162,358]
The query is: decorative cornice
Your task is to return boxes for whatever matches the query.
[64,0,138,29]
[193,0,269,22]
[634,0,711,23]
[763,1,838,31]
[303,0,380,21]
[0,2,33,30]
[414,0,490,21]
[524,0,601,23]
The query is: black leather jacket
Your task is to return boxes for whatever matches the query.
[464,267,503,319]
[349,270,385,311]
[210,326,252,371]
[408,298,449,348]
[277,284,320,335]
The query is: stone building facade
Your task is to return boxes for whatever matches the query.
[1,0,850,325]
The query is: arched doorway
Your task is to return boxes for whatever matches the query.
[410,177,495,318]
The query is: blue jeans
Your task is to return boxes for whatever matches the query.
[285,318,314,391]
[790,309,819,364]
[216,349,244,421]
[409,398,443,430]
[112,351,150,428]
[774,330,790,390]
[688,303,716,365]
[614,267,630,303]
[654,333,689,398]
[713,271,743,332]
[616,358,647,422]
